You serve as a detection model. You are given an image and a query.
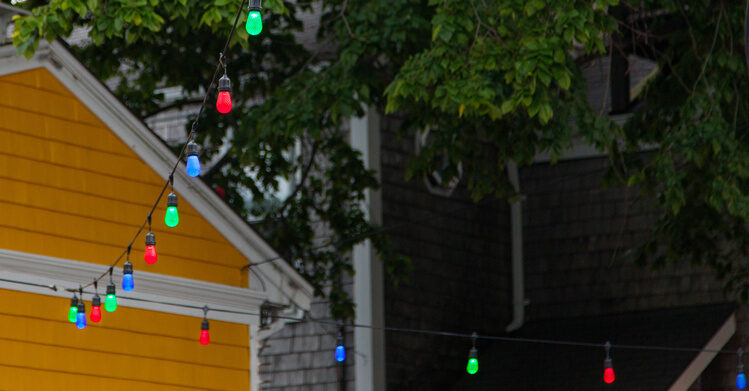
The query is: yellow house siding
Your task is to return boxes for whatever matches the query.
[0,68,250,287]
[0,289,250,390]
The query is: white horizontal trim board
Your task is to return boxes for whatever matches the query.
[0,248,264,324]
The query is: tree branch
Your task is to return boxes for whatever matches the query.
[276,140,320,217]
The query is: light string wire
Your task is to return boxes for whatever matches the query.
[1,276,742,356]
[62,0,248,294]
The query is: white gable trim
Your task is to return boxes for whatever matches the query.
[668,312,736,391]
[0,41,313,311]
[0,248,264,324]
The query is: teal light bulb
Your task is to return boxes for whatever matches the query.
[246,10,262,35]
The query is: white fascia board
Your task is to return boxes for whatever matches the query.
[0,41,313,311]
[668,312,736,391]
[0,248,264,324]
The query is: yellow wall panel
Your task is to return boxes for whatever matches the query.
[0,68,255,286]
[0,289,250,390]
[0,68,74,97]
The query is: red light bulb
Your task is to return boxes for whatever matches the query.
[216,74,232,114]
[216,91,232,114]
[200,329,210,345]
[91,305,102,323]
[90,294,102,323]
[200,318,210,345]
[604,367,615,384]
[144,231,157,264]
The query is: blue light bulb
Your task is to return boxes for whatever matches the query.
[75,303,86,329]
[122,273,134,292]
[738,373,746,389]
[186,141,201,177]
[335,344,346,362]
[186,155,201,177]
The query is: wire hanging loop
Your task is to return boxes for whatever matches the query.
[147,212,152,230]
[126,244,132,260]
[169,173,174,191]
[605,341,612,359]
[740,347,745,370]
[93,279,98,292]
[108,266,114,284]
[203,305,209,319]
[471,332,478,348]
[79,285,83,298]
[219,53,227,73]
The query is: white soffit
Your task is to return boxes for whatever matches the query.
[0,40,313,312]
[0,248,264,324]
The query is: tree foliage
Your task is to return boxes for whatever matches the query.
[10,0,749,312]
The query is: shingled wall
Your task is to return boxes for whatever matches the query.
[380,114,731,390]
[380,117,512,390]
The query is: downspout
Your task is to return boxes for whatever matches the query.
[505,161,525,332]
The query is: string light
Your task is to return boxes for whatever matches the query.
[67,293,78,323]
[186,141,202,177]
[122,246,134,292]
[75,288,87,329]
[145,231,157,264]
[200,306,210,345]
[216,63,232,115]
[335,327,346,362]
[467,332,479,375]
[90,281,102,323]
[739,348,746,389]
[165,184,179,228]
[603,341,615,384]
[105,268,117,312]
[91,293,102,323]
[246,0,263,35]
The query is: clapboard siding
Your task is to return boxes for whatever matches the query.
[0,68,250,287]
[0,289,250,390]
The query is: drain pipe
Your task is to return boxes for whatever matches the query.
[505,161,525,333]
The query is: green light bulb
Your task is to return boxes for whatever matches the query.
[165,206,179,227]
[467,357,479,375]
[105,294,117,312]
[105,283,117,312]
[165,192,179,227]
[246,10,262,35]
[68,304,78,323]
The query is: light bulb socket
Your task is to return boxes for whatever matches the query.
[202,318,210,331]
[77,301,85,313]
[145,231,156,246]
[187,141,200,157]
[741,363,746,374]
[123,260,133,275]
[604,357,613,368]
[70,295,78,307]
[167,192,178,207]
[106,283,116,295]
[468,347,478,359]
[218,75,232,93]
[92,294,101,307]
[249,0,262,11]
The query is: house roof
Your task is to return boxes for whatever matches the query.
[452,303,736,391]
[0,6,313,314]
